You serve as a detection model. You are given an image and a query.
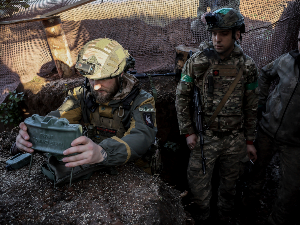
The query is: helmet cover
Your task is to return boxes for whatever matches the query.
[205,8,245,33]
[75,38,135,80]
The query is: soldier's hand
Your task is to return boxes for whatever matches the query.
[16,122,34,153]
[186,134,198,150]
[62,136,107,167]
[247,144,257,162]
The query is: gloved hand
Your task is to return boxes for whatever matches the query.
[257,104,266,121]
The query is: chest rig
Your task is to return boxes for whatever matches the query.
[88,105,126,144]
[81,79,141,144]
[199,48,246,131]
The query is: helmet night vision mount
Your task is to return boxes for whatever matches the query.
[205,8,245,33]
[75,38,134,80]
[75,61,96,76]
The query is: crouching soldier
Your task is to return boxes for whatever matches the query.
[15,38,157,184]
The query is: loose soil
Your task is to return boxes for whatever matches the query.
[0,128,188,225]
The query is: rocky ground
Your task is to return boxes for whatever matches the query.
[0,128,189,225]
[0,124,282,225]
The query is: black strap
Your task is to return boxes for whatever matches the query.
[202,47,246,128]
[82,84,140,123]
[121,86,141,110]
[147,74,157,101]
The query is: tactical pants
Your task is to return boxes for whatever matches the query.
[187,130,246,220]
[248,126,300,225]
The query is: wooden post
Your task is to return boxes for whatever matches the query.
[42,16,74,78]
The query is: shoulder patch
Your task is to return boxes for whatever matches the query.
[143,112,154,128]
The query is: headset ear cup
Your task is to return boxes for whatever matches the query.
[119,76,123,93]
[125,55,135,72]
[240,24,245,33]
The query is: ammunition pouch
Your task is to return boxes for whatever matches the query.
[212,130,235,138]
[207,75,214,97]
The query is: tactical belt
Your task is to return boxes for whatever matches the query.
[120,86,141,110]
[205,129,243,138]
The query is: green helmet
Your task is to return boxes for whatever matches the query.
[205,8,245,33]
[75,38,135,80]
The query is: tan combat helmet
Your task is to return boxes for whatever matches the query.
[205,8,245,33]
[75,38,135,80]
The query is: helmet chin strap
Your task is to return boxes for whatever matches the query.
[119,76,123,93]
[232,29,236,40]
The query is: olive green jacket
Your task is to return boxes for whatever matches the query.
[49,74,157,166]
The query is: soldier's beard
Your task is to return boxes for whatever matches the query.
[91,80,120,104]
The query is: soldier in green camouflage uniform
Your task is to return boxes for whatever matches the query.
[16,38,157,175]
[246,30,300,225]
[176,8,258,223]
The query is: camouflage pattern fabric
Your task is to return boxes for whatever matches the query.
[248,126,300,225]
[175,40,258,220]
[188,130,246,220]
[206,8,245,32]
[76,38,133,80]
[191,0,240,33]
[176,41,258,141]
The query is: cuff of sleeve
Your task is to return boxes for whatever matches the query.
[97,144,109,165]
[185,133,195,138]
[180,127,196,136]
[246,140,254,145]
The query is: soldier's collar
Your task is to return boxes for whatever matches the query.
[231,43,244,56]
[220,43,243,61]
[289,49,300,59]
[111,73,139,101]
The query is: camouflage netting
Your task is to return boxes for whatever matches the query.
[0,0,300,104]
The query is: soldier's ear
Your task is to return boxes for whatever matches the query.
[235,30,241,40]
